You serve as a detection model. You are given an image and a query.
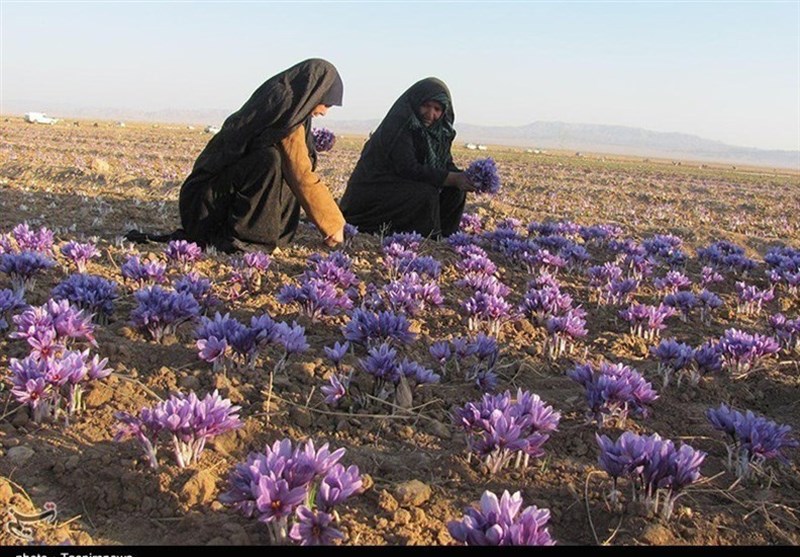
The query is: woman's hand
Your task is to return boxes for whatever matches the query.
[324,227,345,247]
[444,172,477,192]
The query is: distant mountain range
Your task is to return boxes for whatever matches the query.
[3,100,798,169]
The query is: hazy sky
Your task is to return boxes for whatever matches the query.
[1,1,798,151]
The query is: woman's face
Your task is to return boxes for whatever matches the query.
[418,99,444,127]
[311,104,329,117]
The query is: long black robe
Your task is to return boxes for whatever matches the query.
[128,58,343,253]
[338,78,466,238]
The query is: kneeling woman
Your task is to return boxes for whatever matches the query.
[339,78,475,238]
[166,59,345,252]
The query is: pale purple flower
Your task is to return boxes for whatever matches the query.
[0,251,56,294]
[51,274,118,323]
[289,506,344,546]
[121,255,167,287]
[130,286,200,343]
[60,241,101,273]
[165,240,202,271]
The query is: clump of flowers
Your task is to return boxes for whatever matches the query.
[462,287,515,336]
[716,328,780,377]
[278,277,353,321]
[356,342,440,401]
[382,272,443,317]
[130,286,201,343]
[579,223,623,245]
[453,389,560,474]
[219,438,363,545]
[459,213,484,235]
[0,251,56,295]
[767,313,800,352]
[60,241,101,273]
[0,288,26,331]
[173,272,219,313]
[587,263,623,302]
[9,350,112,423]
[342,308,417,347]
[228,252,272,298]
[11,299,97,356]
[115,390,242,469]
[312,127,336,152]
[604,277,639,306]
[165,240,203,271]
[618,303,676,340]
[654,271,692,294]
[121,255,167,288]
[650,338,695,387]
[568,361,658,427]
[641,234,687,268]
[734,281,774,316]
[447,490,555,546]
[465,158,501,195]
[692,340,724,379]
[706,404,798,480]
[342,223,359,250]
[764,245,800,297]
[545,308,588,360]
[696,289,723,325]
[431,333,503,390]
[700,266,724,288]
[596,431,705,520]
[51,274,119,324]
[663,291,697,322]
[10,223,55,254]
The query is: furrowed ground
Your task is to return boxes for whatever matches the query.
[1,117,798,546]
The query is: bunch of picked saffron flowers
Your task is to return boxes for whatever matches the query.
[706,404,798,480]
[219,438,363,545]
[465,158,501,195]
[312,127,336,152]
[114,390,241,469]
[453,389,560,474]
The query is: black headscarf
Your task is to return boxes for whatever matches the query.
[191,58,343,176]
[370,77,456,170]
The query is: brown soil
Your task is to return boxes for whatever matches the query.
[0,118,798,547]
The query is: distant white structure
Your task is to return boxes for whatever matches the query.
[465,143,477,150]
[24,112,58,124]
[116,121,126,127]
[205,125,221,134]
[477,144,488,151]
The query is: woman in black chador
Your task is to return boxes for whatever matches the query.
[339,78,476,238]
[129,58,346,252]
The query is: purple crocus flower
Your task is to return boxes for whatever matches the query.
[12,223,54,254]
[0,288,26,331]
[716,328,780,376]
[321,372,349,406]
[465,158,501,194]
[0,251,56,294]
[121,255,167,288]
[60,241,101,273]
[312,127,336,152]
[130,286,200,343]
[51,274,118,324]
[323,341,350,367]
[289,506,344,546]
[165,240,203,271]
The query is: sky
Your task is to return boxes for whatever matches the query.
[1,0,798,151]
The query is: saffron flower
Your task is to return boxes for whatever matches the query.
[706,404,798,479]
[60,241,101,273]
[165,240,203,271]
[650,338,695,387]
[130,286,200,343]
[568,361,658,426]
[51,274,118,324]
[312,127,336,152]
[0,251,56,294]
[0,288,26,331]
[465,158,501,194]
[716,328,780,377]
[447,490,555,546]
[121,255,167,288]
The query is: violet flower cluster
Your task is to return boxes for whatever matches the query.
[641,234,687,268]
[650,338,695,388]
[219,438,363,545]
[596,431,706,520]
[278,252,357,320]
[447,490,555,546]
[618,303,677,341]
[579,223,623,245]
[165,240,203,272]
[382,272,443,317]
[228,252,272,299]
[700,266,725,288]
[453,389,560,474]
[459,213,484,235]
[51,274,119,324]
[696,289,723,325]
[342,308,417,347]
[0,251,56,295]
[465,158,501,195]
[357,342,440,399]
[568,361,658,427]
[653,271,692,294]
[129,286,201,343]
[429,333,502,390]
[715,328,780,377]
[312,127,336,152]
[706,404,798,480]
[734,281,774,316]
[115,389,242,469]
[173,272,219,313]
[11,298,97,357]
[0,288,26,331]
[663,291,697,322]
[9,349,112,423]
[768,313,800,352]
[764,245,800,296]
[9,223,55,254]
[120,255,168,288]
[60,241,101,273]
[697,241,757,275]
[545,307,588,360]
